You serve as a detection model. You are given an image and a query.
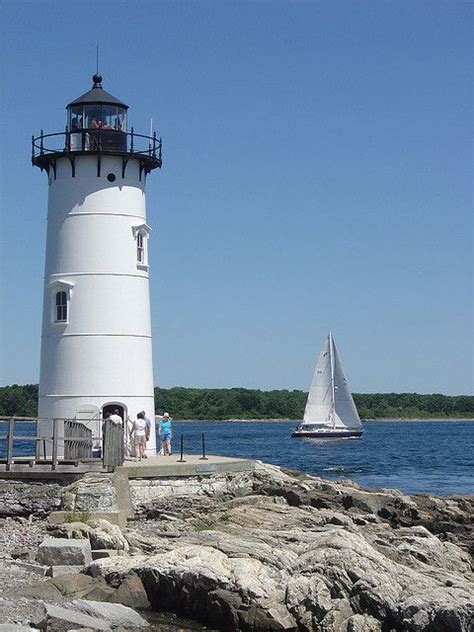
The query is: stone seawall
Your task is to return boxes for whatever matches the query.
[129,471,254,507]
[0,480,64,517]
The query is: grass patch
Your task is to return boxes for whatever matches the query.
[63,510,92,525]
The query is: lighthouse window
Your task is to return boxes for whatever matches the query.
[137,233,145,263]
[49,281,73,324]
[132,224,151,270]
[55,291,67,322]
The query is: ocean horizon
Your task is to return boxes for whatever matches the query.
[1,419,473,497]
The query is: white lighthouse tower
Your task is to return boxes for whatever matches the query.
[32,73,162,456]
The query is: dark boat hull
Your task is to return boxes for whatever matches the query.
[291,429,363,439]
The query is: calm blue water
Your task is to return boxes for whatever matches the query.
[2,420,473,496]
[175,420,474,496]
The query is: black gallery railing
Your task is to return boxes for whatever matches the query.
[32,128,162,166]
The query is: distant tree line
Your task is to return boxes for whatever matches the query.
[0,384,473,420]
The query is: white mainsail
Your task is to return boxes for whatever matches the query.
[303,334,333,424]
[302,333,362,431]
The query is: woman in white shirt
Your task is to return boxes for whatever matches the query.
[132,412,148,461]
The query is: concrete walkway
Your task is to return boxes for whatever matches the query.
[118,453,255,479]
[0,453,255,483]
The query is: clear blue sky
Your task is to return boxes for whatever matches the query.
[0,0,472,395]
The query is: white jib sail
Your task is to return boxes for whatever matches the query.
[303,333,362,430]
[332,338,362,430]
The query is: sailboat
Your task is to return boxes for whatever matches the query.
[292,332,363,439]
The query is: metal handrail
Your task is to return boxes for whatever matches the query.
[31,128,162,163]
[0,416,128,471]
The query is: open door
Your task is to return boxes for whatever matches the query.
[102,404,125,420]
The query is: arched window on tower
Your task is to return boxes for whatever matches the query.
[48,280,74,325]
[137,232,145,264]
[132,224,152,270]
[56,291,68,322]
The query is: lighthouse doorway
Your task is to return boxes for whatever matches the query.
[102,403,125,421]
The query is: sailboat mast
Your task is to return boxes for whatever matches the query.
[329,332,336,428]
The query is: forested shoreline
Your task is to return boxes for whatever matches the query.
[0,384,473,420]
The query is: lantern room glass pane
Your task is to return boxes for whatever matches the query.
[70,107,83,130]
[116,108,126,131]
[102,106,116,130]
[84,106,102,129]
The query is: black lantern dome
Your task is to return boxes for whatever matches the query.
[67,74,128,133]
[68,74,128,108]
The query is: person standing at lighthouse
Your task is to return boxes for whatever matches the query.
[32,73,162,457]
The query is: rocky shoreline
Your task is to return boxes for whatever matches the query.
[0,462,473,631]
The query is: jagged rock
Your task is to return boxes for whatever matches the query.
[38,603,111,631]
[84,585,117,602]
[346,614,382,631]
[10,548,35,562]
[88,520,129,552]
[52,574,108,599]
[47,565,85,578]
[11,579,63,602]
[10,572,109,603]
[36,537,92,566]
[109,574,149,609]
[49,519,129,551]
[46,521,91,540]
[64,600,149,628]
[0,481,63,517]
[12,561,48,576]
[92,550,119,560]
[90,462,474,632]
[3,461,474,632]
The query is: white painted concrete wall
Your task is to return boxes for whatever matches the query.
[38,154,157,456]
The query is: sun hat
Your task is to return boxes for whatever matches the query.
[163,412,170,418]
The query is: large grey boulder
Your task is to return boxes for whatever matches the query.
[38,603,111,631]
[12,560,48,577]
[48,519,128,551]
[36,538,92,566]
[64,600,149,628]
[10,572,109,603]
[11,579,63,602]
[108,573,149,609]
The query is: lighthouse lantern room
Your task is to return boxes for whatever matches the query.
[32,74,162,457]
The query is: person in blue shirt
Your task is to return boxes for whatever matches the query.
[158,412,172,456]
